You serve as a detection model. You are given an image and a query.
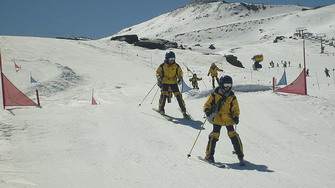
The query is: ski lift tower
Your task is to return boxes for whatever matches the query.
[316,33,326,54]
[295,27,307,38]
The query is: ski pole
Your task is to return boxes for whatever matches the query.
[139,83,156,106]
[187,118,207,158]
[201,79,207,89]
[150,86,160,104]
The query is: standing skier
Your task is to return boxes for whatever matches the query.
[207,63,223,88]
[189,73,202,89]
[203,75,245,165]
[325,68,330,77]
[156,51,188,118]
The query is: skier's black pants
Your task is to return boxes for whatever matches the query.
[211,76,219,88]
[159,84,186,112]
[206,124,244,158]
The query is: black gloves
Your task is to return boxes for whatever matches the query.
[205,109,212,117]
[177,78,182,85]
[233,117,239,125]
[157,76,162,87]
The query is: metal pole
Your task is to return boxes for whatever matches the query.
[303,40,308,95]
[150,86,160,104]
[0,51,6,109]
[138,83,157,106]
[187,118,207,158]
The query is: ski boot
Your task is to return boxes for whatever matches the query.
[157,108,165,115]
[238,155,245,166]
[205,156,215,163]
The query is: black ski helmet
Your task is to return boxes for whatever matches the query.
[219,75,233,89]
[193,73,197,77]
[165,51,175,60]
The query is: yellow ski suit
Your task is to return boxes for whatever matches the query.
[156,62,183,84]
[203,88,243,161]
[207,66,223,77]
[203,90,240,126]
[156,61,186,113]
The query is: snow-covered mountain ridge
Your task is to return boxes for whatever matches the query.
[114,2,335,49]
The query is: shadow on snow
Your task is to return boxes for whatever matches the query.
[169,117,205,130]
[141,112,205,130]
[226,160,274,172]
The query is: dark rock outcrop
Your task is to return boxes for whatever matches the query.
[225,55,244,68]
[134,38,178,50]
[110,35,139,44]
[110,34,178,50]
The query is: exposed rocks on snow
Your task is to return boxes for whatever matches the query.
[209,44,216,49]
[111,34,178,50]
[110,35,139,44]
[273,36,286,43]
[134,38,178,50]
[225,54,244,68]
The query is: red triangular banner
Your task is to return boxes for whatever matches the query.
[92,97,97,105]
[2,73,37,106]
[275,69,307,95]
[14,62,21,69]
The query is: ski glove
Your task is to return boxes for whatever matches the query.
[233,117,239,125]
[177,78,182,85]
[205,109,212,117]
[157,76,162,87]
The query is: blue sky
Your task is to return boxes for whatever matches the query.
[0,0,333,39]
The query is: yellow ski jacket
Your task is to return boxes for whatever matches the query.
[156,62,183,84]
[208,66,223,77]
[203,89,240,126]
[189,77,202,83]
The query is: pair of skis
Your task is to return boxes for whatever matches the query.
[198,156,246,168]
[152,108,193,121]
[197,156,226,168]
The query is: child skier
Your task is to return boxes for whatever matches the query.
[189,73,202,89]
[207,63,223,88]
[156,51,189,118]
[203,75,245,166]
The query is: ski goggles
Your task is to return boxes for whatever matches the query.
[168,58,175,61]
[221,83,232,88]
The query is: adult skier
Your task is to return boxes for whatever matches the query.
[203,75,245,165]
[156,51,188,118]
[207,63,223,88]
[189,73,202,89]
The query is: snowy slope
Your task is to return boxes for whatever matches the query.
[1,2,335,188]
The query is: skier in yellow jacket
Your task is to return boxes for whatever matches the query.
[156,51,188,118]
[189,73,202,89]
[203,75,245,166]
[207,63,223,88]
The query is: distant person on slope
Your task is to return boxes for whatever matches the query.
[189,73,202,90]
[203,75,245,166]
[325,68,330,77]
[156,51,188,118]
[207,63,223,88]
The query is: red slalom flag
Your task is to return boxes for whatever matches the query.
[14,62,21,72]
[92,97,97,105]
[91,89,98,105]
